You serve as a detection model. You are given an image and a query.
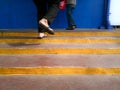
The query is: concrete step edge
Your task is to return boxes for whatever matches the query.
[0,48,120,54]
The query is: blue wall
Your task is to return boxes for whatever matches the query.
[0,0,104,29]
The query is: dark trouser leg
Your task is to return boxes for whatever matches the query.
[44,0,60,24]
[33,0,47,33]
[66,4,76,27]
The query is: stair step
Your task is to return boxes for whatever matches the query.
[0,75,119,90]
[0,55,120,67]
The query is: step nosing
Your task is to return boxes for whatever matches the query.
[0,48,120,54]
[1,32,120,37]
[0,67,120,75]
[0,38,120,43]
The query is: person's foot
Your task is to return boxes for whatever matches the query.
[38,33,47,39]
[66,25,76,30]
[39,18,49,27]
[39,19,54,35]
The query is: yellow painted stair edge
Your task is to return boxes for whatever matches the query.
[0,38,120,43]
[0,67,120,75]
[0,48,120,54]
[1,32,120,36]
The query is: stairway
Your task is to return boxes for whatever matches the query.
[0,29,120,90]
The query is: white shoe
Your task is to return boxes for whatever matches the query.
[39,21,54,35]
[38,33,47,39]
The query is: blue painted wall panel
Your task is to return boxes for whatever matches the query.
[0,0,104,29]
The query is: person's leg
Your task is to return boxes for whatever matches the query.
[38,0,60,35]
[66,4,76,30]
[33,0,48,38]
[33,0,47,33]
[44,0,60,24]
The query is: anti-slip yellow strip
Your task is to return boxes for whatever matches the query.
[0,32,2,36]
[0,48,120,54]
[0,38,120,43]
[1,32,120,36]
[0,67,120,75]
[54,32,120,36]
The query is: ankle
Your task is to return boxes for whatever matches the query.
[39,18,49,27]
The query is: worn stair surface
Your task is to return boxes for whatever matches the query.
[0,29,120,90]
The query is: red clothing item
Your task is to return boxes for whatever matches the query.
[59,0,66,10]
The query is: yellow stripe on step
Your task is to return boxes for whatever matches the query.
[1,32,120,37]
[54,32,120,36]
[0,32,2,36]
[0,48,120,54]
[0,38,120,44]
[2,32,37,37]
[0,67,120,75]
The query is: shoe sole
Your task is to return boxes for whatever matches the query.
[37,35,47,39]
[39,22,54,35]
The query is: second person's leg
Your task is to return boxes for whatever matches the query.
[66,4,76,30]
